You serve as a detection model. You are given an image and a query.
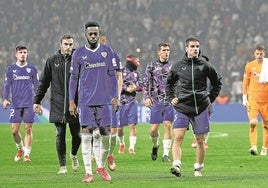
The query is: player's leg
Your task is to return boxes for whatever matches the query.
[97,105,112,181]
[260,104,268,156]
[191,109,210,177]
[79,105,94,183]
[55,122,67,174]
[10,108,24,162]
[247,101,259,155]
[162,105,174,162]
[69,119,81,171]
[149,105,162,160]
[170,111,188,177]
[22,107,35,162]
[128,103,138,154]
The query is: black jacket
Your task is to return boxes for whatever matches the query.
[166,54,222,116]
[34,50,79,123]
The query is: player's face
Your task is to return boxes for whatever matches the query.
[186,41,200,58]
[254,49,265,63]
[158,46,170,62]
[60,38,74,56]
[85,27,100,45]
[15,49,27,64]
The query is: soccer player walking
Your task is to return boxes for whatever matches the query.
[166,37,222,177]
[33,35,81,174]
[117,54,143,155]
[69,21,119,183]
[242,44,268,156]
[143,43,174,162]
[3,45,39,162]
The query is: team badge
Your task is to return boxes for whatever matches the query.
[101,52,107,58]
[26,68,31,73]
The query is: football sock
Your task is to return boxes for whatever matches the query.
[24,146,31,156]
[16,140,24,150]
[151,136,159,147]
[249,126,257,146]
[92,131,101,167]
[173,160,181,167]
[263,125,268,147]
[118,136,125,145]
[163,139,172,156]
[129,136,136,149]
[81,132,93,174]
[109,134,117,155]
[99,135,110,168]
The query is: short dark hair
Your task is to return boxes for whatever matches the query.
[85,21,100,30]
[254,44,265,51]
[60,34,73,43]
[15,45,27,51]
[185,37,200,47]
[157,43,170,51]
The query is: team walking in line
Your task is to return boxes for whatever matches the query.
[3,20,267,183]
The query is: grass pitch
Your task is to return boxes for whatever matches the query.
[0,122,267,188]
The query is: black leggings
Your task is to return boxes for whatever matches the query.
[55,122,81,167]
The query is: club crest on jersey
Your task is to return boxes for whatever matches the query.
[26,68,31,73]
[101,52,107,58]
[82,55,87,59]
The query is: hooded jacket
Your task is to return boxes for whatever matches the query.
[34,50,78,123]
[166,54,222,116]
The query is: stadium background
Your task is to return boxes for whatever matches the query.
[0,0,267,123]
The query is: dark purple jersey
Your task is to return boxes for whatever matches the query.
[143,60,173,105]
[3,63,38,108]
[120,68,143,105]
[69,44,118,106]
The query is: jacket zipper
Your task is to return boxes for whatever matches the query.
[62,57,67,123]
[191,59,198,115]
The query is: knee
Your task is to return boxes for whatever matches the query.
[250,121,258,129]
[24,124,32,135]
[99,126,110,136]
[81,126,94,134]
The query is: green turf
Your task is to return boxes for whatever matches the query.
[0,122,267,188]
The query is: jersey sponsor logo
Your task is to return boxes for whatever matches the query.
[85,62,106,69]
[13,74,31,80]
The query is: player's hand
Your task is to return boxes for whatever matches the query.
[69,100,77,117]
[144,98,152,108]
[171,98,179,106]
[3,100,11,109]
[34,104,43,115]
[111,97,119,112]
[242,95,248,108]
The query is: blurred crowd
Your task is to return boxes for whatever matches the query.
[0,0,267,104]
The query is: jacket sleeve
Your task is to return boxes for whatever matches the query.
[207,64,222,103]
[34,59,52,104]
[166,65,178,103]
[143,62,152,99]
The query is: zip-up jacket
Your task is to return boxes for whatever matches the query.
[34,50,78,123]
[166,54,222,116]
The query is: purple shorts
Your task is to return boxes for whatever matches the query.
[78,105,112,127]
[10,107,35,123]
[111,110,119,128]
[173,108,210,135]
[119,103,138,127]
[148,104,174,124]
